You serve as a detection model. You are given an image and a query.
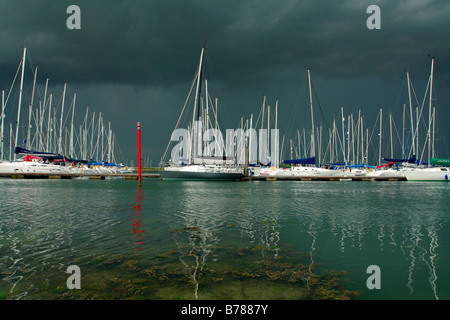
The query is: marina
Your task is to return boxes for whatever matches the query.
[0,174,407,181]
[1,47,448,184]
[0,170,408,181]
[1,2,449,304]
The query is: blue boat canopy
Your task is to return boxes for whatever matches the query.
[348,164,366,168]
[283,156,316,165]
[15,146,59,157]
[383,155,416,163]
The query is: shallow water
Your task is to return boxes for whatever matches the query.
[0,178,448,300]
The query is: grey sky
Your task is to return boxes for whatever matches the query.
[1,0,449,164]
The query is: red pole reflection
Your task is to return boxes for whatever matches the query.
[137,122,142,187]
[131,186,145,254]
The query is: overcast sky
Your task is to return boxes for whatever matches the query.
[1,0,449,165]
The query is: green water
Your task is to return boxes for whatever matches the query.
[0,178,448,300]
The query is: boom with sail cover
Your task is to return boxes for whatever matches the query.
[383,155,416,163]
[283,156,316,165]
[15,146,60,157]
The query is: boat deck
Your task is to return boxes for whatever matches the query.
[243,175,406,181]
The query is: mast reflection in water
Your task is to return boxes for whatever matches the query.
[0,179,449,300]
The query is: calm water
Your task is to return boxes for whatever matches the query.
[0,178,449,300]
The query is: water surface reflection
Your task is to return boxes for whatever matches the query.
[0,179,448,300]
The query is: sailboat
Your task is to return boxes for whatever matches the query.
[159,47,244,180]
[0,47,67,175]
[400,58,449,181]
[0,47,126,177]
[281,70,337,178]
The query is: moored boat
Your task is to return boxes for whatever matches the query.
[159,46,244,181]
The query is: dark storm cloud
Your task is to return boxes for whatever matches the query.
[1,0,449,162]
[1,0,449,88]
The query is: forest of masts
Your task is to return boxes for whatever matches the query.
[0,48,122,164]
[234,63,439,168]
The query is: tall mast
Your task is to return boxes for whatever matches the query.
[205,79,209,135]
[69,93,76,157]
[107,122,112,163]
[38,78,49,150]
[366,128,369,165]
[14,47,27,160]
[347,115,351,165]
[318,125,322,165]
[58,83,67,155]
[389,112,393,159]
[46,94,53,152]
[331,120,335,162]
[356,116,360,164]
[379,108,382,166]
[307,70,315,158]
[432,107,436,160]
[406,71,416,157]
[261,96,266,149]
[361,116,364,164]
[401,103,405,158]
[351,114,355,165]
[26,66,38,150]
[9,124,12,161]
[416,106,419,161]
[194,46,205,122]
[215,98,218,157]
[341,107,346,163]
[267,104,270,159]
[275,101,278,167]
[192,46,205,162]
[1,91,5,160]
[83,107,89,160]
[90,111,95,159]
[427,58,434,166]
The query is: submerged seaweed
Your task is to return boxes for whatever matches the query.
[16,241,358,300]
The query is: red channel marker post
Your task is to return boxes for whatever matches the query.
[137,122,142,187]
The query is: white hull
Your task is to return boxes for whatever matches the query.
[254,166,343,177]
[252,166,407,180]
[402,167,449,181]
[160,164,244,180]
[0,161,127,176]
[366,168,405,178]
[0,160,68,174]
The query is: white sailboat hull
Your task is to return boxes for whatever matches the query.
[0,160,68,175]
[159,165,244,180]
[402,167,449,181]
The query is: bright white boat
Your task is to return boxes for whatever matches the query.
[160,164,244,180]
[257,166,285,176]
[396,59,449,182]
[255,165,341,178]
[402,166,449,181]
[159,46,244,181]
[0,159,68,175]
[366,168,405,179]
[288,166,340,177]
